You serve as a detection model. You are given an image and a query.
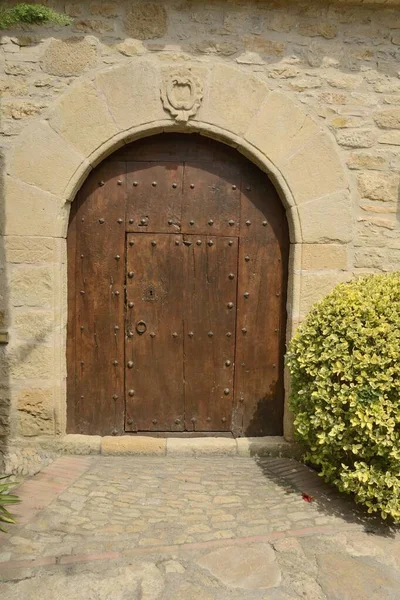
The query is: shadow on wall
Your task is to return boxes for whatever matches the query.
[0,138,9,470]
[0,107,54,472]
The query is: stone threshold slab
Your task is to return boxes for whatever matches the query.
[53,434,301,458]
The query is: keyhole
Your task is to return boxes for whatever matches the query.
[149,288,154,297]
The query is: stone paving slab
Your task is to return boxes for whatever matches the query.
[0,455,399,599]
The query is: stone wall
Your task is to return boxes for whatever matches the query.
[0,0,399,465]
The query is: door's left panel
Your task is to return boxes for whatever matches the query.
[67,162,126,435]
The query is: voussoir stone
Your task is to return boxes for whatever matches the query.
[166,437,236,456]
[284,133,347,204]
[245,91,319,164]
[95,60,165,131]
[196,544,281,589]
[102,436,166,455]
[203,64,269,136]
[297,191,353,244]
[8,121,84,196]
[49,80,119,157]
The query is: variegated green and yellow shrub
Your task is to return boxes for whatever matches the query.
[287,272,400,522]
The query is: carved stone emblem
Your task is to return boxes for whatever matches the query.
[160,68,203,123]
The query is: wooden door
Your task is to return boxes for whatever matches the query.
[67,134,288,437]
[183,235,238,431]
[125,233,185,432]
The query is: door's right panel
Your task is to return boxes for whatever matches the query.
[183,235,239,431]
[233,165,288,436]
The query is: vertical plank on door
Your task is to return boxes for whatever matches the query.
[126,162,184,233]
[125,233,185,431]
[69,162,126,435]
[233,165,288,436]
[183,235,238,431]
[181,162,241,236]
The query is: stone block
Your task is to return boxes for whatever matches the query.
[323,71,362,90]
[96,60,165,131]
[42,37,97,77]
[49,80,119,157]
[8,344,54,380]
[354,248,386,269]
[8,121,84,196]
[2,177,64,237]
[357,171,399,202]
[302,244,348,270]
[290,77,322,92]
[73,19,114,34]
[5,237,56,264]
[65,2,82,17]
[125,2,167,39]
[60,434,101,454]
[283,133,348,204]
[374,108,400,129]
[268,11,295,32]
[3,100,46,120]
[335,129,375,148]
[17,388,54,437]
[298,22,337,39]
[116,39,146,56]
[347,152,387,170]
[297,191,353,243]
[14,311,53,341]
[10,266,53,307]
[386,248,400,269]
[166,437,237,456]
[243,36,286,56]
[245,91,319,164]
[378,131,400,145]
[101,436,166,455]
[300,272,352,317]
[203,64,269,137]
[89,2,119,17]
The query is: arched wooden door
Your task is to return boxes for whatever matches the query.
[67,134,288,437]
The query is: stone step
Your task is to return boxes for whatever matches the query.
[60,434,302,458]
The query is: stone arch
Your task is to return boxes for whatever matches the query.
[4,57,353,439]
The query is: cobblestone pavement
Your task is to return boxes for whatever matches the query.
[1,455,400,599]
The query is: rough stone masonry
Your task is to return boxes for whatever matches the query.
[0,0,399,473]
